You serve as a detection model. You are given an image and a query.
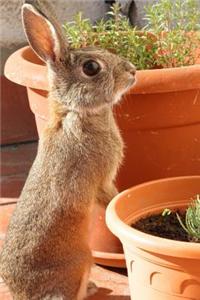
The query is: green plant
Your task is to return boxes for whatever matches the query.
[162,195,200,241]
[63,0,200,70]
[144,0,200,67]
[63,4,156,69]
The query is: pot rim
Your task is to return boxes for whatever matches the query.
[4,46,200,94]
[106,176,200,259]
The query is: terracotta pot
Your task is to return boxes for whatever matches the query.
[89,204,124,267]
[4,46,200,267]
[4,46,200,189]
[106,176,200,300]
[0,75,38,145]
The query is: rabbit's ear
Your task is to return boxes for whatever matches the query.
[22,3,67,62]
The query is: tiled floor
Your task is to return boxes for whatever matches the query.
[0,265,130,300]
[0,142,130,299]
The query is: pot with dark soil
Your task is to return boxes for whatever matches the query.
[106,176,200,300]
[133,204,200,243]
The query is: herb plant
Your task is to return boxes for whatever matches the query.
[63,0,200,70]
[162,195,200,241]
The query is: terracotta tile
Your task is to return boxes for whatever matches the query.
[0,265,130,300]
[88,266,130,300]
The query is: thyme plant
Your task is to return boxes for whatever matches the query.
[144,0,200,67]
[162,195,200,242]
[63,0,200,70]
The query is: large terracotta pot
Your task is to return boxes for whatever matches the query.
[4,46,200,267]
[106,176,200,300]
[0,76,38,145]
[4,46,200,190]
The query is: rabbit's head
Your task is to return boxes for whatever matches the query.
[22,1,136,113]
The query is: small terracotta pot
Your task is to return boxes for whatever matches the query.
[106,176,200,300]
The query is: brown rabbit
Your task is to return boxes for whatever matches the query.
[0,1,136,299]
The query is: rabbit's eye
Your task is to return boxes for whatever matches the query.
[83,60,101,76]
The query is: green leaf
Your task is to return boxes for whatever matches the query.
[162,208,172,216]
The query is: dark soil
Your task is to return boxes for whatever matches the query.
[132,211,199,242]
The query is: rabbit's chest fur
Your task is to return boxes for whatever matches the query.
[0,109,123,284]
